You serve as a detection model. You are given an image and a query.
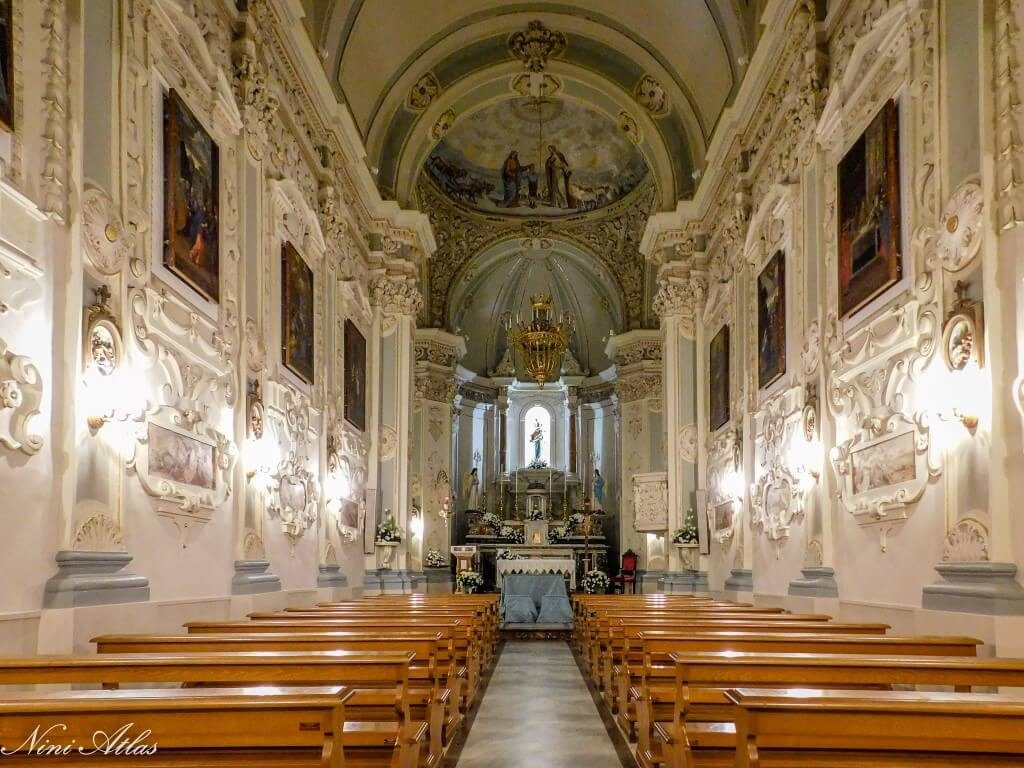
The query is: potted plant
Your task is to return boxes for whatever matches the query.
[672,508,700,548]
[375,518,402,569]
[456,570,484,594]
[581,569,610,595]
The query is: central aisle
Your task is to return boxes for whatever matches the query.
[454,640,629,768]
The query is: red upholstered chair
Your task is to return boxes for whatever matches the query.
[609,550,638,594]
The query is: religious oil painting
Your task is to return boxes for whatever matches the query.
[281,242,315,385]
[837,99,902,318]
[344,319,367,431]
[0,0,13,132]
[425,98,648,217]
[708,325,730,431]
[757,250,786,389]
[163,89,220,302]
[713,501,734,535]
[340,499,360,530]
[147,423,215,491]
[851,431,916,495]
[279,476,308,514]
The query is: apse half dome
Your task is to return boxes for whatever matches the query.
[425,97,649,217]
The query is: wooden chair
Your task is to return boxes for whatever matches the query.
[609,550,639,594]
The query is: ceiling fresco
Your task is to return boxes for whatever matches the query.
[425,97,649,217]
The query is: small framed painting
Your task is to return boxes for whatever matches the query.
[850,430,916,495]
[163,89,220,302]
[708,324,730,431]
[281,241,315,385]
[344,319,367,431]
[838,99,902,318]
[0,0,13,132]
[147,422,216,491]
[757,250,786,389]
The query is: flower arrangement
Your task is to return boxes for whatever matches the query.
[672,508,700,545]
[424,549,448,568]
[456,570,484,594]
[549,525,567,542]
[527,457,549,470]
[375,518,402,544]
[497,549,524,560]
[499,525,525,544]
[525,507,545,521]
[479,512,502,532]
[565,512,585,534]
[581,569,610,594]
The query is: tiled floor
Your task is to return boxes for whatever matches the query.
[454,641,629,768]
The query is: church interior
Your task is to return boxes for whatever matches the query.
[2,0,1024,764]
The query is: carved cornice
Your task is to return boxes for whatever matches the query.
[371,274,423,317]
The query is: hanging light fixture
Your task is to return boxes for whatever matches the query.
[505,292,574,388]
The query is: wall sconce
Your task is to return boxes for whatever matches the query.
[82,285,145,433]
[324,435,351,502]
[244,380,277,487]
[936,284,985,434]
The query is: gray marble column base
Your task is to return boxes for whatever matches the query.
[659,570,709,593]
[724,568,753,591]
[922,562,1024,615]
[43,551,150,608]
[364,568,420,593]
[639,570,666,593]
[232,560,281,595]
[788,566,839,598]
[317,564,348,588]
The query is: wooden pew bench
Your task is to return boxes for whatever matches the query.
[645,653,1024,768]
[0,686,359,767]
[615,631,982,744]
[727,688,1024,767]
[90,637,449,767]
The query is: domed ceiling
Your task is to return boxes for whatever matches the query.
[426,98,649,217]
[299,2,755,375]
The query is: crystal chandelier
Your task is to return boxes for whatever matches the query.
[504,293,574,388]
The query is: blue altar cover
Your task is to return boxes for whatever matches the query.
[500,572,573,626]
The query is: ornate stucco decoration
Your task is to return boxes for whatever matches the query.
[231,23,279,160]
[512,73,561,98]
[635,75,669,116]
[926,180,984,272]
[371,274,423,318]
[619,111,642,145]
[632,472,668,531]
[653,263,706,339]
[379,424,399,461]
[749,389,806,551]
[268,452,319,542]
[0,340,44,456]
[408,72,440,110]
[507,20,566,73]
[431,109,456,141]
[618,373,662,403]
[678,424,698,463]
[707,427,742,544]
[81,186,134,276]
[418,175,657,330]
[579,382,616,405]
[942,517,990,562]
[457,382,497,404]
[994,0,1024,229]
[73,512,126,552]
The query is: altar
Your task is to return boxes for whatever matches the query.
[497,556,576,590]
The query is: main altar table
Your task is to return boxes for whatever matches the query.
[497,557,576,590]
[499,573,574,626]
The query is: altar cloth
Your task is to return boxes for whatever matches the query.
[497,556,576,590]
[500,573,573,626]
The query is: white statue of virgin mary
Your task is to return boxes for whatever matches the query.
[464,467,481,511]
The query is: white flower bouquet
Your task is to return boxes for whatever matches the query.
[456,570,484,594]
[581,569,610,594]
[424,549,448,568]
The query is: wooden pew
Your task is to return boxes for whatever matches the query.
[616,631,982,742]
[0,686,357,767]
[91,636,449,767]
[182,620,479,711]
[652,653,1024,768]
[727,688,1024,767]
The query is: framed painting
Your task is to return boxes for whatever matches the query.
[850,430,916,495]
[281,241,315,384]
[757,250,786,389]
[344,319,367,431]
[163,89,220,302]
[708,324,730,431]
[147,422,216,491]
[838,99,902,318]
[0,0,13,132]
[712,500,735,537]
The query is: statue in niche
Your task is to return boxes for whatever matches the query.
[591,468,605,511]
[529,420,545,464]
[464,467,481,511]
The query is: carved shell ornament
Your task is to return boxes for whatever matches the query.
[678,423,698,463]
[932,181,983,272]
[379,424,399,461]
[81,187,134,276]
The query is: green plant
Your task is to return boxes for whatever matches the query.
[375,518,402,544]
[672,508,699,544]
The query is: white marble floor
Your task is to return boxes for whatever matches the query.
[453,641,630,768]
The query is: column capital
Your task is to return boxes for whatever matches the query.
[370,273,423,317]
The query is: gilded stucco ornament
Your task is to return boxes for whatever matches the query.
[928,181,984,272]
[635,75,669,116]
[407,72,440,110]
[507,20,566,73]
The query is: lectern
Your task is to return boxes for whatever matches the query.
[451,544,477,575]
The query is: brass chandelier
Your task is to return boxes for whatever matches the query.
[504,293,574,388]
